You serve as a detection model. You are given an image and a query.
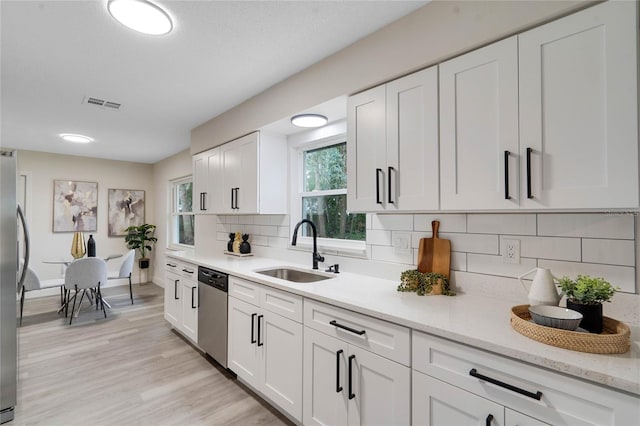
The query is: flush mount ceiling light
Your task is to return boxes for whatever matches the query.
[107,0,173,35]
[59,133,94,144]
[291,114,328,128]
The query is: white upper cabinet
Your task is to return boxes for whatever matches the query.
[519,0,638,209]
[193,131,287,215]
[347,66,439,212]
[440,36,519,210]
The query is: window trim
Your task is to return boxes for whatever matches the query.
[289,132,366,256]
[168,175,195,249]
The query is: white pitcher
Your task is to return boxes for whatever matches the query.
[518,267,561,306]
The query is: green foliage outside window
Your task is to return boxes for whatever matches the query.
[302,143,365,241]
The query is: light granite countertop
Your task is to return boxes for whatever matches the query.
[167,252,640,396]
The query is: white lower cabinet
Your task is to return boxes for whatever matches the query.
[303,302,410,426]
[164,259,198,342]
[227,278,303,421]
[412,331,639,426]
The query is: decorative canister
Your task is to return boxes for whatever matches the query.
[240,234,251,254]
[227,233,235,252]
[87,234,96,257]
[70,231,86,259]
[232,232,242,253]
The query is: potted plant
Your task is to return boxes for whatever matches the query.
[557,274,617,333]
[124,224,158,269]
[397,270,455,296]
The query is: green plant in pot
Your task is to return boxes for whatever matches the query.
[124,224,158,269]
[557,275,617,333]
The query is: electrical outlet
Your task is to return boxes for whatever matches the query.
[393,232,412,255]
[503,239,520,264]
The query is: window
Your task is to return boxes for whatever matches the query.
[170,176,194,247]
[295,139,366,250]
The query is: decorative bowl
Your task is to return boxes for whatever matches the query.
[528,305,583,331]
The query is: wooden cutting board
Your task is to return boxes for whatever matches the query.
[417,220,451,279]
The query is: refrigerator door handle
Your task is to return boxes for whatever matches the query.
[17,203,30,289]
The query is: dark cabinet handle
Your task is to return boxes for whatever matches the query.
[251,313,257,344]
[230,188,234,210]
[191,286,196,309]
[197,288,200,308]
[348,354,355,400]
[336,349,343,393]
[174,279,179,300]
[504,151,510,200]
[526,147,533,199]
[182,269,194,274]
[257,314,264,346]
[388,166,395,204]
[330,320,366,336]
[201,193,207,211]
[486,414,494,426]
[375,168,383,204]
[469,368,542,400]
[232,188,240,209]
[166,263,176,267]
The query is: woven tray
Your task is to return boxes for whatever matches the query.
[510,305,630,354]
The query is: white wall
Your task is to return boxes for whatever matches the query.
[17,150,154,286]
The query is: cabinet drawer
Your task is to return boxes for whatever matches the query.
[412,331,639,425]
[304,299,410,366]
[165,259,179,274]
[178,262,197,281]
[260,285,302,323]
[229,276,260,306]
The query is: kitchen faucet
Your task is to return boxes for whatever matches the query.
[291,219,324,270]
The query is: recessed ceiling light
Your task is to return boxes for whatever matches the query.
[107,0,173,36]
[60,133,94,144]
[291,114,328,128]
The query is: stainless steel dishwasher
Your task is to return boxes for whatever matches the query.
[198,266,228,368]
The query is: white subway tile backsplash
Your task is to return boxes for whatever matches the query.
[537,213,634,239]
[367,229,392,246]
[253,215,273,225]
[582,239,635,267]
[216,223,228,233]
[216,232,228,242]
[442,233,499,255]
[414,214,466,233]
[250,235,269,247]
[244,224,261,235]
[539,260,635,293]
[467,254,537,278]
[371,245,413,265]
[268,236,289,248]
[370,214,413,231]
[225,215,239,224]
[500,235,581,262]
[451,252,467,272]
[260,225,279,237]
[238,215,254,225]
[366,214,372,230]
[468,213,536,235]
[277,226,290,238]
[270,215,289,226]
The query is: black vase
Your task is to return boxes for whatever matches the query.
[240,234,251,254]
[87,234,96,257]
[227,233,235,252]
[567,300,603,333]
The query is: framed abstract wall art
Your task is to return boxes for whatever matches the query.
[52,180,98,232]
[108,189,145,236]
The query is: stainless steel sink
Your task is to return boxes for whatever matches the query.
[256,268,333,283]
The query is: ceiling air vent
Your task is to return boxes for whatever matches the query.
[83,96,122,111]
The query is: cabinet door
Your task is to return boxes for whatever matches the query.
[440,36,519,210]
[193,152,209,214]
[227,297,260,389]
[519,1,638,209]
[261,311,303,421]
[347,85,386,212]
[303,328,348,426]
[386,66,439,211]
[164,272,181,326]
[413,371,504,426]
[180,281,198,342]
[347,345,410,426]
[222,133,259,214]
[505,409,548,426]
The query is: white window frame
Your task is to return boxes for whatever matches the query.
[289,131,366,256]
[168,175,194,249]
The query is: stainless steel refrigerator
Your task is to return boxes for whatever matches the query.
[1,149,29,424]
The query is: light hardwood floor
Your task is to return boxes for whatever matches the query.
[15,283,293,426]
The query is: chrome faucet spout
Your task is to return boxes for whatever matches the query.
[291,219,324,269]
